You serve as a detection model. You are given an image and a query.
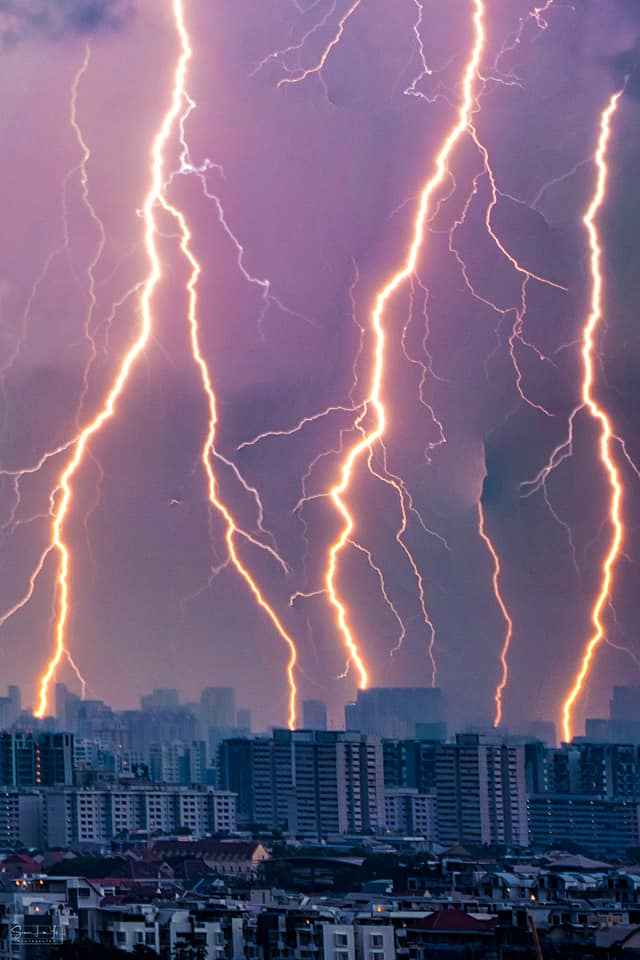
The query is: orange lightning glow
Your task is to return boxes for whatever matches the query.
[33,1,193,718]
[324,0,486,688]
[477,498,513,727]
[561,89,624,743]
[163,1,299,729]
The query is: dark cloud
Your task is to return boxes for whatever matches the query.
[0,0,135,45]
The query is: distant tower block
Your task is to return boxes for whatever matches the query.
[302,700,327,731]
[345,687,446,740]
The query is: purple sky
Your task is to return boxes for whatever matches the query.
[1,0,639,735]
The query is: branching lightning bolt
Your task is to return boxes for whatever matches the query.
[30,25,193,717]
[321,0,486,689]
[258,0,363,90]
[166,95,309,339]
[163,0,299,729]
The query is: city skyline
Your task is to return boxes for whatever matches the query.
[1,1,640,736]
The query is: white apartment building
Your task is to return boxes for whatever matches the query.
[356,924,395,960]
[322,923,356,960]
[44,785,236,845]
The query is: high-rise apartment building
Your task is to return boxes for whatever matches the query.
[219,730,384,839]
[384,788,437,838]
[149,740,207,785]
[526,741,640,799]
[0,733,74,787]
[528,794,640,852]
[435,733,528,847]
[382,739,440,794]
[0,790,42,847]
[45,785,236,846]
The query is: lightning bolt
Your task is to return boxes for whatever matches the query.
[0,46,112,654]
[162,1,299,729]
[320,0,486,690]
[0,44,97,451]
[69,42,108,426]
[560,89,624,743]
[28,0,300,725]
[252,0,338,78]
[29,1,200,717]
[166,94,309,339]
[272,0,363,90]
[477,487,513,728]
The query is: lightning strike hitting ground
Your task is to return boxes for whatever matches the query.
[477,496,513,728]
[0,48,112,646]
[561,89,624,743]
[31,0,199,717]
[164,0,300,729]
[321,0,486,690]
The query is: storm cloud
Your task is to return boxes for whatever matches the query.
[0,0,135,44]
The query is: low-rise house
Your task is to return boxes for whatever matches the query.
[153,839,270,880]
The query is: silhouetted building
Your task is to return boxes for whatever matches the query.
[201,687,236,730]
[610,686,640,743]
[218,738,253,827]
[585,718,611,741]
[236,709,252,733]
[0,686,21,729]
[140,688,180,711]
[55,683,81,734]
[302,700,327,731]
[526,721,556,747]
[345,687,446,740]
